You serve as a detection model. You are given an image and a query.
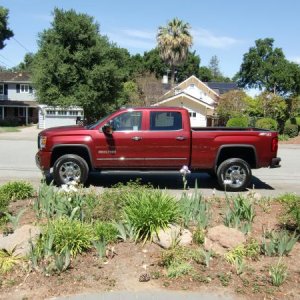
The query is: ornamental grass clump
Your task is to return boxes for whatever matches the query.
[124,189,180,243]
[0,181,34,201]
[38,218,95,257]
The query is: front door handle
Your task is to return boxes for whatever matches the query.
[132,136,142,141]
[176,136,187,141]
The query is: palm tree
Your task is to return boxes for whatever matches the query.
[157,18,193,85]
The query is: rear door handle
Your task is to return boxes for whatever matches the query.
[176,136,187,141]
[132,136,142,141]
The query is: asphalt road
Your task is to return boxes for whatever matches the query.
[0,127,299,197]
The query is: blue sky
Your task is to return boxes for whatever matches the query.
[1,0,300,78]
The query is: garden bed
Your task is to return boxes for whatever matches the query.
[0,181,299,300]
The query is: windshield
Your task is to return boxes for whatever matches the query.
[85,114,111,129]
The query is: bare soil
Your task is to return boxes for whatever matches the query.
[1,195,300,300]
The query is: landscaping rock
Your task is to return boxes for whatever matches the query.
[0,224,40,257]
[153,224,192,249]
[204,225,245,255]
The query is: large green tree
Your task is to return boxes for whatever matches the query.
[236,38,295,95]
[0,6,13,50]
[157,18,192,85]
[32,8,129,121]
[216,90,250,123]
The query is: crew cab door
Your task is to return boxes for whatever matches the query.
[142,111,190,168]
[94,110,145,168]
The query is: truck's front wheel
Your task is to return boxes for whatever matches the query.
[53,154,89,186]
[217,158,251,192]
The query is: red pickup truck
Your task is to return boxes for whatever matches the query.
[36,107,280,191]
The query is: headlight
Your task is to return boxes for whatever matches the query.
[39,135,47,149]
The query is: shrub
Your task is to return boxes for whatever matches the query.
[93,221,118,243]
[90,180,152,222]
[0,181,34,201]
[39,218,95,257]
[0,189,10,213]
[283,123,299,138]
[278,193,300,230]
[226,117,249,128]
[278,134,289,141]
[124,189,180,243]
[255,118,278,131]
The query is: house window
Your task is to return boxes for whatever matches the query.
[14,107,25,117]
[69,111,79,116]
[20,84,29,93]
[190,84,195,88]
[46,110,56,116]
[58,111,67,116]
[189,112,197,118]
[0,84,3,95]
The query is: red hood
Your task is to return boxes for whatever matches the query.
[40,125,87,136]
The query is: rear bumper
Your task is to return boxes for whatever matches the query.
[270,157,281,168]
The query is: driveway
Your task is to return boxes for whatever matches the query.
[0,126,299,197]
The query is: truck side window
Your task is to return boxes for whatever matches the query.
[150,112,182,131]
[111,111,142,131]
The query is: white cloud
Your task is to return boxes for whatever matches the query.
[192,28,241,49]
[121,29,155,40]
[105,28,156,52]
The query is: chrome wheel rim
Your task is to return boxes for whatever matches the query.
[59,161,81,184]
[223,165,246,188]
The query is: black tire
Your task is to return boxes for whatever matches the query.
[53,154,89,186]
[217,158,252,192]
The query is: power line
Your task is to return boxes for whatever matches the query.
[0,59,11,68]
[12,37,31,53]
[0,53,14,66]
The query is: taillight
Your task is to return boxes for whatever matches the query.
[271,137,278,152]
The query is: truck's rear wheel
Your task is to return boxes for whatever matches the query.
[53,154,89,186]
[217,158,251,191]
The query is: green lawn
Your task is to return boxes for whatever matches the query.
[0,127,21,133]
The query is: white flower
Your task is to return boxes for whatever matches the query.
[180,165,191,175]
[223,180,232,185]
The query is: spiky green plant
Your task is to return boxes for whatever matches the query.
[179,181,211,228]
[269,259,288,287]
[224,195,255,233]
[124,189,180,243]
[261,230,298,256]
[0,247,22,274]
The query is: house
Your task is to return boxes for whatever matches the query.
[154,75,221,127]
[0,72,38,125]
[205,81,239,95]
[153,76,239,127]
[0,71,84,129]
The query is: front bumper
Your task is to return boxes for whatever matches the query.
[270,157,281,168]
[35,150,51,172]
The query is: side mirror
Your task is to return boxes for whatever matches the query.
[102,123,113,135]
